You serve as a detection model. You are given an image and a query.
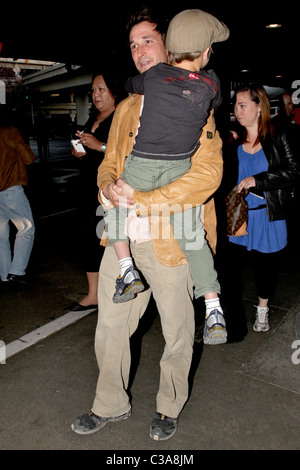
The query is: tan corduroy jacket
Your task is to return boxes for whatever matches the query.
[97,94,223,266]
[0,126,34,191]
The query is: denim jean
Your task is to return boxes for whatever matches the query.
[0,185,35,281]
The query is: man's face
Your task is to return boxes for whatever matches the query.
[129,21,168,74]
[282,93,294,117]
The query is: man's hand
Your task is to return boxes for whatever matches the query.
[103,179,134,208]
[116,179,134,200]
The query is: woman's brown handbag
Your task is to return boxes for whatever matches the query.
[225,186,249,236]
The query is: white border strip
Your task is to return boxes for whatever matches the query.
[4,308,97,361]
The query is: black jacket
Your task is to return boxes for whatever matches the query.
[256,124,300,221]
[222,123,300,221]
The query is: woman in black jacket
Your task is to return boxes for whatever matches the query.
[222,82,299,335]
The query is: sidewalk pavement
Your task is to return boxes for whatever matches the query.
[0,209,299,452]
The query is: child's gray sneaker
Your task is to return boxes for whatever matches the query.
[203,309,227,345]
[113,266,144,303]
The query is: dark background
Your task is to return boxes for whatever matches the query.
[1,1,298,89]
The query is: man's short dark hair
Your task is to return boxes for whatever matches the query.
[126,5,169,41]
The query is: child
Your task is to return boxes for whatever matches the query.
[104,9,229,344]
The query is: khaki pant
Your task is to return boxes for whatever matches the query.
[92,242,194,419]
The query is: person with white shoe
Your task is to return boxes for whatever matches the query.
[227,82,299,333]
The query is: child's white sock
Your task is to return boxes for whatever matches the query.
[119,257,133,276]
[204,297,222,317]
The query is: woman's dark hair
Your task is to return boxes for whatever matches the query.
[235,82,275,145]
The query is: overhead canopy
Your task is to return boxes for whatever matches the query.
[0,2,298,87]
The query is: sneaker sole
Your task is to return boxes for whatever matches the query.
[253,324,269,332]
[203,327,227,345]
[150,431,177,441]
[150,426,177,441]
[113,282,144,303]
[71,410,131,435]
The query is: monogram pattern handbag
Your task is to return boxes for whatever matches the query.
[225,186,249,236]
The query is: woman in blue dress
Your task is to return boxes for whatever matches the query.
[226,82,299,333]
